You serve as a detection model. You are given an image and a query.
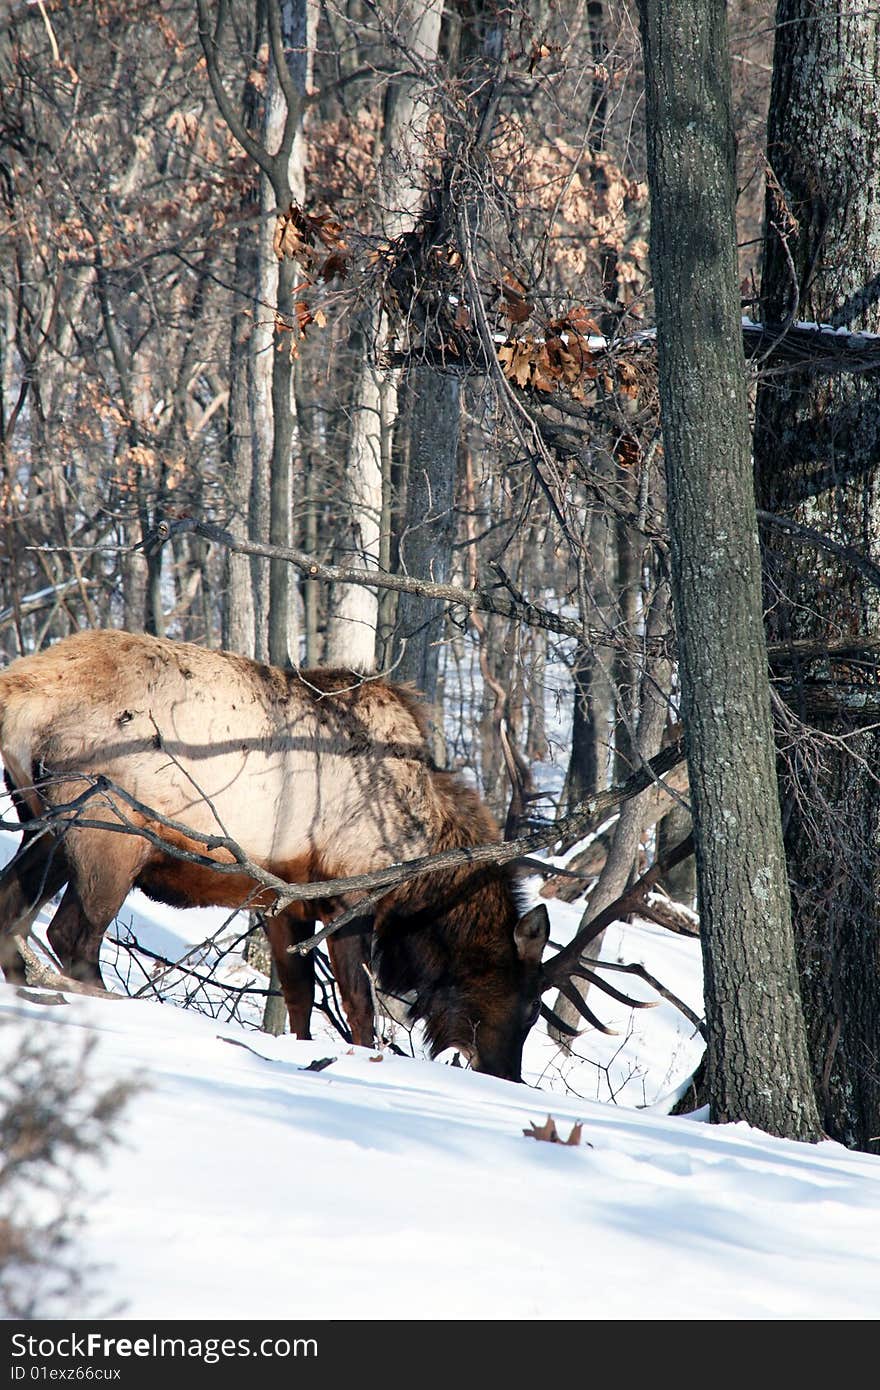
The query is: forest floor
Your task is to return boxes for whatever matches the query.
[1,822,878,1320]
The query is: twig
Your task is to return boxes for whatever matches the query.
[3,743,687,933]
[155,516,658,653]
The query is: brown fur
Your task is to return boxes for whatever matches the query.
[0,630,548,1078]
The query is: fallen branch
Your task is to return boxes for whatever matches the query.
[12,935,124,1001]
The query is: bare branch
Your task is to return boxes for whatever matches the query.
[758,508,880,594]
[195,0,279,186]
[2,744,686,944]
[542,831,695,990]
[157,516,662,653]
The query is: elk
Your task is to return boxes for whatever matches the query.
[0,629,549,1080]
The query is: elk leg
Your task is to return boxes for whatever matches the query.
[0,834,69,982]
[327,919,375,1048]
[46,884,106,987]
[263,909,316,1039]
[59,827,150,967]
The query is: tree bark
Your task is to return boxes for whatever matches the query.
[637,0,822,1140]
[326,0,445,671]
[754,0,880,1149]
[393,365,460,703]
[224,66,260,659]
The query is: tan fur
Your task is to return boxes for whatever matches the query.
[0,631,545,1076]
[0,629,451,901]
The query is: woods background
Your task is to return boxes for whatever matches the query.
[2,0,879,1153]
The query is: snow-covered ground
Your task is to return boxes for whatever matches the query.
[1,823,879,1320]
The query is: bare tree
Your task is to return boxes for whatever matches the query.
[754,0,880,1150]
[324,0,445,671]
[637,0,821,1140]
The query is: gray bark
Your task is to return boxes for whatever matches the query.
[224,79,259,658]
[393,366,460,703]
[656,795,695,906]
[637,0,822,1140]
[754,0,880,1149]
[550,584,672,1037]
[566,497,615,809]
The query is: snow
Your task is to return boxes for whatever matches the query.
[2,828,880,1320]
[742,314,880,342]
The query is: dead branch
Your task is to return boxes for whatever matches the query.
[542,760,690,899]
[12,936,124,1001]
[155,515,664,654]
[758,508,880,594]
[542,832,695,993]
[639,892,700,936]
[1,743,686,963]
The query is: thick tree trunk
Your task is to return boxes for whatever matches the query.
[249,165,274,662]
[325,311,387,670]
[637,0,821,1140]
[754,1,880,1149]
[267,250,300,669]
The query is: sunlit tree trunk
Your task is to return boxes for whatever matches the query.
[252,0,315,668]
[325,0,444,670]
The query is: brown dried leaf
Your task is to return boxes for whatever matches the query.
[502,295,532,325]
[566,306,602,336]
[524,1115,559,1142]
[501,272,533,324]
[616,435,641,469]
[523,1114,585,1146]
[320,252,348,281]
[274,212,307,261]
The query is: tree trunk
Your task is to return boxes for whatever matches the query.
[549,583,672,1037]
[249,163,274,662]
[656,796,695,906]
[261,0,316,1026]
[224,133,259,657]
[637,0,822,1140]
[754,0,880,1149]
[325,310,387,670]
[393,366,460,703]
[325,0,444,671]
[565,478,616,809]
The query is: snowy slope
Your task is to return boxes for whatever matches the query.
[1,826,879,1320]
[2,986,880,1320]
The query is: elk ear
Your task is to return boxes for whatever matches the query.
[514,904,550,965]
